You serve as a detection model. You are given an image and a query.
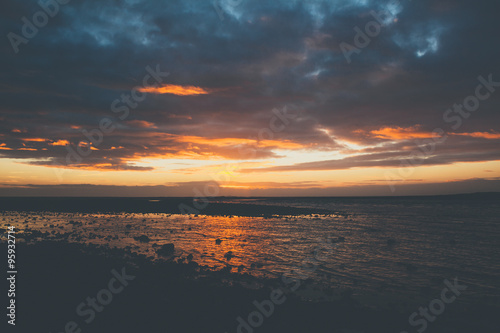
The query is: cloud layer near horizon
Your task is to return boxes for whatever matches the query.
[1,178,499,197]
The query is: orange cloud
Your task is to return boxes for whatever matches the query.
[219,181,324,189]
[109,132,312,162]
[368,126,435,140]
[22,138,70,146]
[176,135,305,149]
[0,143,11,150]
[49,140,70,146]
[22,138,46,142]
[450,131,500,139]
[138,84,211,96]
[126,120,157,128]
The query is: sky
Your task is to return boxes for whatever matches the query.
[1,0,499,196]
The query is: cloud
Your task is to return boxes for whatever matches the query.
[49,140,70,146]
[450,131,500,140]
[125,120,157,128]
[0,178,499,197]
[361,125,437,140]
[241,136,500,173]
[0,0,499,195]
[138,84,212,96]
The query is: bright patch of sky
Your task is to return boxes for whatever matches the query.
[393,24,444,57]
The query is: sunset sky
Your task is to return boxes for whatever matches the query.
[1,0,499,196]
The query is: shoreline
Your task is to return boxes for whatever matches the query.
[0,197,337,217]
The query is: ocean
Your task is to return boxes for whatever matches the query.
[1,194,499,313]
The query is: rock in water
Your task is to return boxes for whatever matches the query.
[157,243,175,256]
[134,235,150,243]
[224,251,233,261]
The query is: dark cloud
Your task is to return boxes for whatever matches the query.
[1,178,499,197]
